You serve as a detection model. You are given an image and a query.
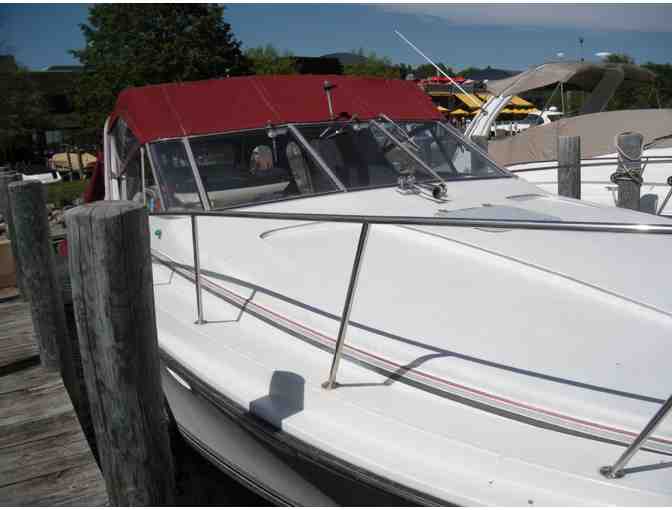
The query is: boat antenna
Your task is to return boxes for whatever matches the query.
[323,80,336,120]
[394,30,481,107]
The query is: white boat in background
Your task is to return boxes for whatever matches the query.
[103,75,672,505]
[20,171,62,185]
[467,62,672,214]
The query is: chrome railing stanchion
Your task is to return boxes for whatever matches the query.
[601,393,672,478]
[323,222,370,390]
[191,214,205,325]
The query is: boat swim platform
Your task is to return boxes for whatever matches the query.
[0,297,108,506]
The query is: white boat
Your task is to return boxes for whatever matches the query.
[103,75,672,505]
[467,62,672,215]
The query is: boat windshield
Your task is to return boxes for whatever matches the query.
[394,121,509,179]
[149,119,509,210]
[297,120,508,189]
[295,120,441,190]
[158,128,340,210]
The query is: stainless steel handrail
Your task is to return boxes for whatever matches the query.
[152,210,672,234]
[322,222,370,389]
[510,158,672,174]
[191,215,205,324]
[601,394,672,478]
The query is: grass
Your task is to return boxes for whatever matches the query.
[45,180,88,208]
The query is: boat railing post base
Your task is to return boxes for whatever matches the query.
[600,466,624,479]
[321,381,340,390]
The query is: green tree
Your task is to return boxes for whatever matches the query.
[245,45,297,75]
[642,62,672,108]
[71,4,249,137]
[414,63,454,79]
[604,53,635,65]
[398,63,414,80]
[601,53,653,111]
[456,67,481,79]
[0,66,47,163]
[343,49,399,79]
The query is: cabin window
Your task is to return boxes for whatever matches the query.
[111,118,140,169]
[149,140,204,210]
[188,129,337,209]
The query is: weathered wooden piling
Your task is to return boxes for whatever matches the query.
[614,132,643,211]
[557,136,581,199]
[66,201,175,506]
[0,171,24,296]
[7,181,64,370]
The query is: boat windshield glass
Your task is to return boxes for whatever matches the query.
[150,120,510,210]
[296,121,445,190]
[149,140,204,210]
[184,129,339,209]
[395,121,509,178]
[297,120,508,190]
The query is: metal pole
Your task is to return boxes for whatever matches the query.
[658,177,672,215]
[140,147,146,205]
[601,393,672,478]
[191,215,205,324]
[323,222,370,389]
[182,137,211,211]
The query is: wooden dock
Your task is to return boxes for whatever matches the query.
[0,296,266,506]
[0,297,108,506]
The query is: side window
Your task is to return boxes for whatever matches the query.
[121,151,142,202]
[149,141,203,210]
[142,148,162,212]
[111,118,139,168]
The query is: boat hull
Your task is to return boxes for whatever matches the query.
[161,353,451,506]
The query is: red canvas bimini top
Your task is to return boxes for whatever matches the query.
[109,75,442,143]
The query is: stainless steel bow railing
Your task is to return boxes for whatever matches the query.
[150,209,672,478]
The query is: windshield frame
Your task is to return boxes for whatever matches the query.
[147,119,514,212]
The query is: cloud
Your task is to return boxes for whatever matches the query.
[375,4,672,32]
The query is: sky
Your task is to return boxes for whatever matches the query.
[2,3,672,71]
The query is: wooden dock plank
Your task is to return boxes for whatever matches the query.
[0,299,37,369]
[0,299,107,506]
[0,462,109,506]
[0,428,92,486]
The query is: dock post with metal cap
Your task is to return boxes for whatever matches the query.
[557,135,581,199]
[613,132,643,211]
[66,201,175,506]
